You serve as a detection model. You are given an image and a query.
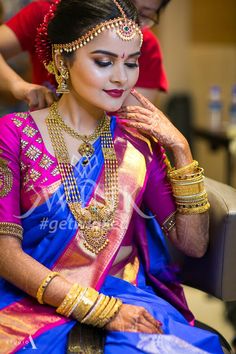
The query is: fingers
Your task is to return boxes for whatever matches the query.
[118,112,151,124]
[45,90,57,107]
[130,88,156,112]
[119,105,152,116]
[129,309,163,334]
[28,88,56,110]
[118,119,153,136]
[143,310,159,328]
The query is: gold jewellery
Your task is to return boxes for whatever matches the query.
[168,160,210,214]
[42,0,143,77]
[56,283,122,328]
[46,103,119,254]
[50,103,105,163]
[36,271,60,304]
[52,0,143,55]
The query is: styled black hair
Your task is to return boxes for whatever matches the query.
[48,0,139,45]
[156,0,171,17]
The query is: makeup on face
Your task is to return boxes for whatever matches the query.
[67,30,141,112]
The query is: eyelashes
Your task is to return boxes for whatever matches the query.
[94,60,139,69]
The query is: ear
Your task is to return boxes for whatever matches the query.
[54,51,66,72]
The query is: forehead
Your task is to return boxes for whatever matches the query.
[78,29,141,56]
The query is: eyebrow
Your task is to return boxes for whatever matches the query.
[90,50,141,58]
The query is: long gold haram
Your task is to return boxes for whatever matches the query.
[46,104,119,254]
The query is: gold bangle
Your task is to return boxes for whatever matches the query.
[94,296,117,327]
[83,295,110,326]
[169,167,204,182]
[168,160,199,179]
[56,283,81,316]
[63,287,85,317]
[101,298,123,326]
[172,182,205,197]
[96,298,122,328]
[81,293,104,325]
[177,202,210,214]
[174,191,208,201]
[72,287,99,322]
[67,287,88,317]
[36,271,60,304]
[170,174,204,186]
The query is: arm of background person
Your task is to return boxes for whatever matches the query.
[0,24,55,109]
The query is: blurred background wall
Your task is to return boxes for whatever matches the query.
[157,0,236,187]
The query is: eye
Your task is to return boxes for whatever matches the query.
[94,60,112,67]
[125,62,139,68]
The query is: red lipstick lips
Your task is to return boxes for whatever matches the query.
[103,89,124,98]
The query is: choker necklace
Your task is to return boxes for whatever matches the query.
[46,103,119,254]
[49,103,106,163]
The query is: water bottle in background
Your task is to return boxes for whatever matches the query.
[208,85,222,130]
[229,85,236,126]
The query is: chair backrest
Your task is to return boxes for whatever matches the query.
[168,177,236,301]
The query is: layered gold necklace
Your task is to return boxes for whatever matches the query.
[50,103,106,163]
[46,102,119,254]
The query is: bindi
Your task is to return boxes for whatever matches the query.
[121,53,125,59]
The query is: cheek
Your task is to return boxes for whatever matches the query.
[128,67,140,87]
[70,63,108,89]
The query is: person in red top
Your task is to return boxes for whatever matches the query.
[0,0,170,109]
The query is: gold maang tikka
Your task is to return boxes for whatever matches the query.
[46,103,119,255]
[45,0,143,74]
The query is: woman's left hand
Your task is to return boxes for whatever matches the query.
[117,89,187,150]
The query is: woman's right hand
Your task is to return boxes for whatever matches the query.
[105,304,163,334]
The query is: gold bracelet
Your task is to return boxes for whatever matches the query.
[172,182,205,197]
[81,293,104,324]
[63,287,85,317]
[67,287,88,317]
[80,295,110,326]
[174,191,208,202]
[72,287,99,322]
[170,168,204,182]
[94,296,117,327]
[36,271,60,304]
[177,201,210,214]
[56,283,81,316]
[96,297,122,328]
[168,160,199,179]
[170,172,204,184]
[98,298,123,328]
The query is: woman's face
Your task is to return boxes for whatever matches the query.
[132,0,163,27]
[66,29,141,113]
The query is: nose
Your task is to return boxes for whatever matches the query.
[110,63,128,86]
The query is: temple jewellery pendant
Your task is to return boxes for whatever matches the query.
[78,140,95,166]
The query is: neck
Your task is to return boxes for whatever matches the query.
[57,94,105,135]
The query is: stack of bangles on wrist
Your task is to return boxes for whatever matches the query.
[36,272,122,328]
[168,160,210,214]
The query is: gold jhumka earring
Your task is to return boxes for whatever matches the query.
[55,60,70,94]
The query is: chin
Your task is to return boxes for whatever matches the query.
[101,102,123,114]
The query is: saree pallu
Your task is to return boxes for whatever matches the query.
[0,116,223,353]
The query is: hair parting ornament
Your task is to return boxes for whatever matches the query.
[36,0,143,75]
